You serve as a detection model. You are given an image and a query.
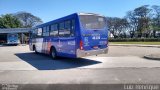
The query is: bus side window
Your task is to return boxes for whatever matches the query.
[32,29,37,38]
[37,28,42,37]
[71,19,75,36]
[43,27,47,37]
[64,20,71,37]
[50,24,58,37]
[59,22,65,37]
[46,26,50,36]
[59,20,72,37]
[43,26,50,37]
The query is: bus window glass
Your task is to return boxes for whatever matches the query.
[37,28,42,36]
[43,26,50,36]
[59,22,65,36]
[79,15,106,30]
[64,21,71,35]
[46,26,50,36]
[32,29,37,38]
[71,19,75,36]
[59,21,71,37]
[65,21,70,30]
[43,27,47,36]
[50,24,58,36]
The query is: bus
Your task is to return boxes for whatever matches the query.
[29,13,108,59]
[7,33,19,45]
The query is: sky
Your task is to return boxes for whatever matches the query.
[0,0,160,22]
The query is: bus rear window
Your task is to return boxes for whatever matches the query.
[79,15,106,30]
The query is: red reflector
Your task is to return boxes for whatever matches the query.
[80,40,83,50]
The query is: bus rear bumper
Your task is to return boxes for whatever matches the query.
[76,48,108,58]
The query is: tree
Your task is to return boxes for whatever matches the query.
[125,5,152,38]
[107,17,128,38]
[14,11,43,28]
[133,5,151,38]
[107,17,119,38]
[107,5,160,38]
[151,5,160,38]
[0,14,22,28]
[125,11,138,38]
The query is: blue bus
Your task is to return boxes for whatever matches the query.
[29,13,108,59]
[7,33,19,45]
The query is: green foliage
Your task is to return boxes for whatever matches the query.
[0,14,22,28]
[0,12,43,28]
[14,11,43,28]
[108,5,160,38]
[106,17,128,37]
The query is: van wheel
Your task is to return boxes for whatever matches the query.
[50,47,57,59]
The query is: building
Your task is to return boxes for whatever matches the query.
[0,28,32,44]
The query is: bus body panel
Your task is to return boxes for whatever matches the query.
[29,13,108,58]
[35,38,43,52]
[80,30,108,50]
[75,13,108,57]
[57,37,76,55]
[41,37,77,58]
[76,30,108,57]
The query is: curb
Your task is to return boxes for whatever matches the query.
[109,44,160,48]
[144,54,160,60]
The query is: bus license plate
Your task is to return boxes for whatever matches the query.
[93,46,98,49]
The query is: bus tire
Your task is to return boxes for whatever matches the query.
[50,47,57,59]
[35,48,38,54]
[33,45,38,54]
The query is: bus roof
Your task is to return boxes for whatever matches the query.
[35,13,105,28]
[78,13,104,17]
[35,13,78,28]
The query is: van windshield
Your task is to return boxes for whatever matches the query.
[79,15,106,30]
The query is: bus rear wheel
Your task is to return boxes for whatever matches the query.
[33,46,38,54]
[50,47,57,59]
[35,48,38,54]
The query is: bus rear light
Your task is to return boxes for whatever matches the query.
[80,40,83,50]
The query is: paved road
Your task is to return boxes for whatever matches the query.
[0,45,160,70]
[104,45,160,57]
[0,45,160,89]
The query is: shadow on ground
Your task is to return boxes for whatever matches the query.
[15,53,101,70]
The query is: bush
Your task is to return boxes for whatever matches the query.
[109,38,160,42]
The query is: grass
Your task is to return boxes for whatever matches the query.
[110,42,160,45]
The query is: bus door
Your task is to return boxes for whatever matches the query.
[35,28,43,53]
[42,26,52,54]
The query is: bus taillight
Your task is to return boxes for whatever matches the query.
[80,40,83,50]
